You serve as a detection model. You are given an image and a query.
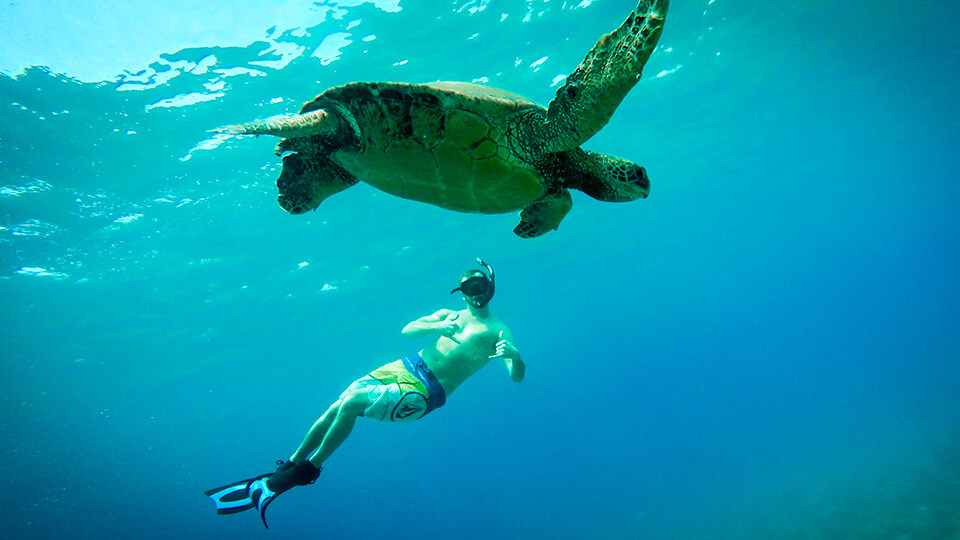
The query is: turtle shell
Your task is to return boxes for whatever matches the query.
[302,81,547,214]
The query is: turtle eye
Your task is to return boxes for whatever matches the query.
[564,84,581,99]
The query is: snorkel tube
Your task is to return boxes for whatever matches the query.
[476,258,495,304]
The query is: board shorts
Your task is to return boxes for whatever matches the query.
[341,354,446,422]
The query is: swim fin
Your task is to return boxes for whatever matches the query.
[249,460,322,528]
[204,460,294,516]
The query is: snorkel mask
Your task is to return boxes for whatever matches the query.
[450,258,495,308]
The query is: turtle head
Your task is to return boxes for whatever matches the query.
[277,153,324,214]
[277,153,358,214]
[563,150,650,202]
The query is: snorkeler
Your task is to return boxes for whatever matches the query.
[205,259,523,528]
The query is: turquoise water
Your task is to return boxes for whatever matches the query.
[2,0,959,538]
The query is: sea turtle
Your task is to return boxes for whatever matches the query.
[218,0,669,237]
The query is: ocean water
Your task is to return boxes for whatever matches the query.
[2,0,959,538]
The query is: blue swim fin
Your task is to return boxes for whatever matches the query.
[204,472,272,515]
[204,460,294,516]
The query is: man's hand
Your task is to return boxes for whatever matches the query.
[436,312,461,343]
[489,330,518,361]
[437,321,461,343]
[404,310,463,341]
[491,330,524,382]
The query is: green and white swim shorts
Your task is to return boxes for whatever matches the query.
[342,354,446,423]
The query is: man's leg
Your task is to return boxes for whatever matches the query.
[289,389,368,467]
[288,399,340,463]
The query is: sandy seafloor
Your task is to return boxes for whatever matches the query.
[1,1,959,539]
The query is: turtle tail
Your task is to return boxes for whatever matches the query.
[212,109,340,139]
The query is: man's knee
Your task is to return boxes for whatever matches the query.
[339,389,369,418]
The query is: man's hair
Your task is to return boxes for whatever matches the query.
[461,269,487,281]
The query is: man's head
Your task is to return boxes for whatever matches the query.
[450,259,495,309]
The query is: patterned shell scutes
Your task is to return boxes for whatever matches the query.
[311,82,548,214]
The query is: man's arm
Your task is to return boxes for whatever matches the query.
[401,309,459,339]
[504,353,525,383]
[491,329,524,382]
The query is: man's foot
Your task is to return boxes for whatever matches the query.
[248,460,322,528]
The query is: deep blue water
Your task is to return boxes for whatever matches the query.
[2,1,959,539]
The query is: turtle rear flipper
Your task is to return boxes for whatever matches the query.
[533,0,669,153]
[277,153,358,214]
[215,100,363,151]
[514,187,573,238]
[213,109,341,140]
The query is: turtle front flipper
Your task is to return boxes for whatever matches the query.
[514,186,573,238]
[277,153,358,214]
[525,0,668,154]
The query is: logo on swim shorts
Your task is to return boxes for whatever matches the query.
[395,403,423,419]
[391,392,427,421]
